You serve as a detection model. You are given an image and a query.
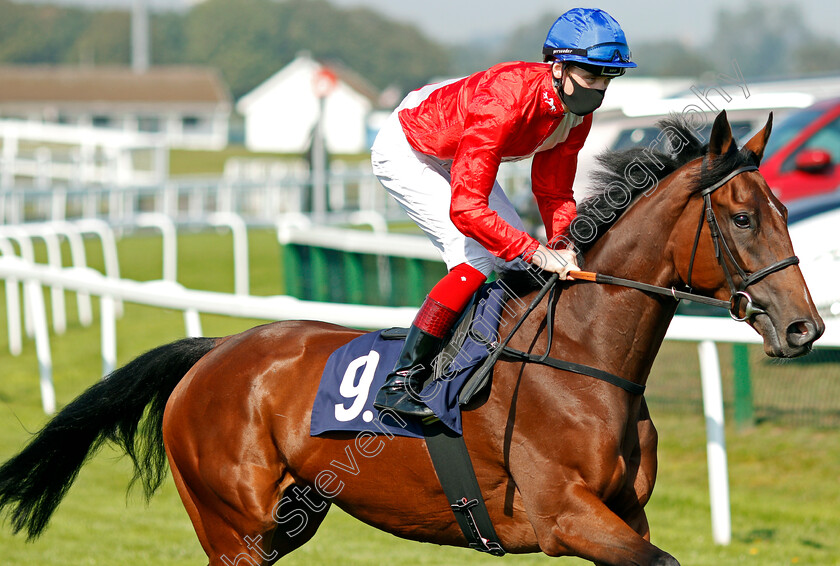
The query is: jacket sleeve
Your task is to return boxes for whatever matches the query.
[531,113,593,244]
[448,83,540,262]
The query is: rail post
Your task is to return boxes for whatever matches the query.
[732,343,755,429]
[698,340,732,545]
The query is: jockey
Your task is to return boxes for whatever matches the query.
[371,8,636,418]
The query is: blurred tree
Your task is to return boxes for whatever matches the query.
[184,0,284,98]
[792,37,840,74]
[69,11,131,65]
[184,0,449,99]
[494,13,557,64]
[631,40,714,77]
[0,1,91,64]
[451,13,555,77]
[151,12,188,65]
[6,0,838,100]
[0,0,449,100]
[334,4,450,93]
[707,2,812,77]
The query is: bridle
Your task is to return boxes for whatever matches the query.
[684,164,799,321]
[475,163,801,397]
[570,164,799,322]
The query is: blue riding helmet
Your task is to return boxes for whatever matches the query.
[542,8,637,77]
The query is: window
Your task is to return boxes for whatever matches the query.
[137,115,161,132]
[612,121,755,153]
[92,115,112,128]
[763,108,823,160]
[182,116,201,131]
[782,115,840,172]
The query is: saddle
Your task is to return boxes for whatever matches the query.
[380,288,497,407]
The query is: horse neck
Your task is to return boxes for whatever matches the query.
[512,173,694,389]
[584,172,692,287]
[578,174,696,384]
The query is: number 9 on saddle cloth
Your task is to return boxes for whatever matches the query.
[310,281,510,438]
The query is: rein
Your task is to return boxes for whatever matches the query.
[568,270,730,309]
[483,273,646,396]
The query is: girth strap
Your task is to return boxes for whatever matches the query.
[465,272,647,396]
[423,420,506,556]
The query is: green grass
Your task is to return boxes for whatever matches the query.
[1,230,840,564]
[169,146,290,177]
[169,146,369,177]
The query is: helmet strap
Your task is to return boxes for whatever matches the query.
[554,62,568,93]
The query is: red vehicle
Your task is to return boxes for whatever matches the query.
[760,97,840,202]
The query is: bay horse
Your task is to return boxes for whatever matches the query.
[0,111,825,565]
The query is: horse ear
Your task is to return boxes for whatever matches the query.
[743,112,774,164]
[708,110,734,157]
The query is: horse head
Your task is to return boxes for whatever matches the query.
[572,110,824,359]
[670,110,824,357]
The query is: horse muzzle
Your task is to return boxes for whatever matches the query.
[728,284,825,357]
[749,307,824,358]
[784,318,824,351]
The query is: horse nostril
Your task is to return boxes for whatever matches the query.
[786,319,818,348]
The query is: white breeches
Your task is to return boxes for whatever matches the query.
[370,109,526,277]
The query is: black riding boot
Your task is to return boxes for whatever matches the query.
[373,324,442,419]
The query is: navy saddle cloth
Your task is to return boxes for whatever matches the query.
[310,281,510,438]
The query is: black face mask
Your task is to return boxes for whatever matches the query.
[556,71,605,116]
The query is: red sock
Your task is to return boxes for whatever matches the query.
[428,263,487,312]
[414,264,487,338]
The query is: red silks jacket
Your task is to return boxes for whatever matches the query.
[398,61,592,261]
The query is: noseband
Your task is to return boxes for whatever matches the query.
[685,165,799,321]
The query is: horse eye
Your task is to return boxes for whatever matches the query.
[733,213,752,229]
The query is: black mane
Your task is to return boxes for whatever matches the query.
[569,113,760,251]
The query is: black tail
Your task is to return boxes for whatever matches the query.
[0,336,218,540]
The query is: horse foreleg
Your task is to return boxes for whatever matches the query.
[610,398,659,542]
[533,485,678,566]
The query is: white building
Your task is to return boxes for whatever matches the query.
[237,53,381,155]
[0,65,232,150]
